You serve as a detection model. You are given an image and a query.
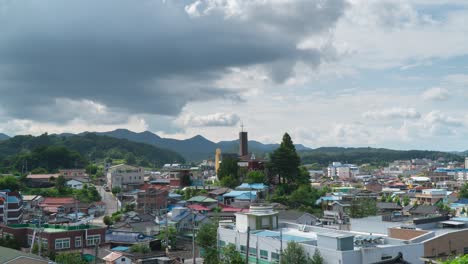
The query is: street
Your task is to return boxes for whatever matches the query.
[90,185,119,225]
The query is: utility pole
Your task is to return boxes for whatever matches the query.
[165,200,169,251]
[192,210,196,264]
[245,227,250,264]
[279,228,283,264]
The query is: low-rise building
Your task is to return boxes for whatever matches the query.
[416,189,446,205]
[107,164,144,191]
[136,184,169,213]
[38,197,78,217]
[66,179,85,190]
[0,223,106,253]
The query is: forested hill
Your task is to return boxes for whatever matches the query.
[300,147,464,166]
[0,133,185,173]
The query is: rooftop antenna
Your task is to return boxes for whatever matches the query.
[241,121,244,132]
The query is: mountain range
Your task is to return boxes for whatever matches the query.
[0,133,10,141]
[75,129,311,161]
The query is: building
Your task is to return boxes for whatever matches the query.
[239,129,248,157]
[0,191,23,224]
[107,164,144,191]
[38,197,78,217]
[415,189,446,205]
[238,153,267,171]
[0,223,106,253]
[327,162,359,179]
[66,179,85,190]
[0,246,48,264]
[59,169,89,182]
[136,184,169,213]
[103,252,131,264]
[26,174,59,188]
[218,204,425,264]
[215,148,222,174]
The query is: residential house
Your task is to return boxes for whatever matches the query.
[103,252,131,264]
[0,246,48,264]
[26,174,59,188]
[107,164,144,191]
[22,195,44,219]
[66,179,85,190]
[105,230,158,248]
[208,187,231,202]
[38,197,78,217]
[0,191,23,224]
[1,223,106,253]
[377,202,403,214]
[59,169,89,182]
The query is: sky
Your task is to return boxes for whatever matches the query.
[1,0,468,151]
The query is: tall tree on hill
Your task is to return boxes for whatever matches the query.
[270,133,301,185]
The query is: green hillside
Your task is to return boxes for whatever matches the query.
[0,133,185,173]
[300,147,464,166]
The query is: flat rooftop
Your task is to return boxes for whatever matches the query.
[7,224,103,232]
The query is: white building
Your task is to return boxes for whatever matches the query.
[65,179,84,190]
[106,164,144,191]
[218,205,425,264]
[327,162,359,179]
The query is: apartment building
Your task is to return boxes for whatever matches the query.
[0,191,23,224]
[107,164,144,191]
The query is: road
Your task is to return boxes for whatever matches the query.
[90,185,119,225]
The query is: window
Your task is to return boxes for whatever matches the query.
[271,252,280,262]
[41,238,48,248]
[464,247,468,254]
[121,258,126,262]
[55,238,70,250]
[249,247,256,256]
[219,240,226,247]
[240,245,246,253]
[75,236,82,248]
[260,250,268,260]
[87,235,100,246]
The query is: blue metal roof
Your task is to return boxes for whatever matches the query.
[223,191,257,198]
[111,246,130,252]
[235,193,257,200]
[236,183,268,190]
[254,230,314,242]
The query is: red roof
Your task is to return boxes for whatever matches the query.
[40,197,77,206]
[140,183,170,191]
[26,174,60,179]
[187,204,210,211]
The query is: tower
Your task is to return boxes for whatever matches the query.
[239,122,248,157]
[215,148,222,174]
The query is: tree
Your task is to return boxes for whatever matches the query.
[310,248,324,264]
[217,157,239,181]
[0,175,20,191]
[196,222,219,264]
[281,241,309,264]
[125,153,137,165]
[443,254,468,264]
[55,175,67,194]
[181,173,192,187]
[112,186,121,195]
[55,252,87,264]
[221,244,243,264]
[103,215,113,227]
[220,175,239,188]
[270,133,301,186]
[245,171,265,183]
[85,164,98,175]
[403,196,410,206]
[459,183,468,199]
[158,226,177,249]
[131,243,150,253]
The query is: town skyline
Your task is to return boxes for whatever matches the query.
[1,1,468,151]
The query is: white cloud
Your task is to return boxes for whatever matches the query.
[180,113,240,127]
[363,107,421,120]
[422,87,450,101]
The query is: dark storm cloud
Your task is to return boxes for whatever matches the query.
[0,0,347,123]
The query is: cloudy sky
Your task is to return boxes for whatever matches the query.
[1,0,468,151]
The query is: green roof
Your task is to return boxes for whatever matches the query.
[7,223,103,233]
[187,196,217,203]
[0,246,48,263]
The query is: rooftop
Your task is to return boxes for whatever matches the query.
[7,223,103,233]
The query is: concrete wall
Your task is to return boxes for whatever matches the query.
[423,229,468,258]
